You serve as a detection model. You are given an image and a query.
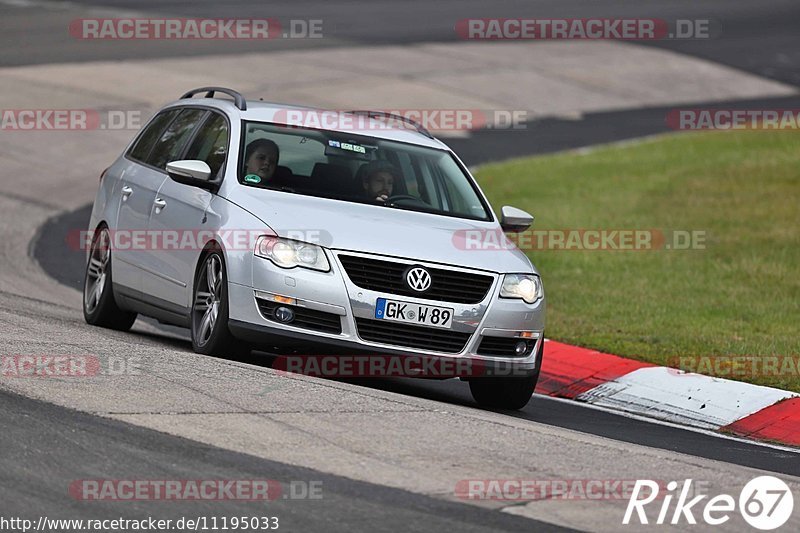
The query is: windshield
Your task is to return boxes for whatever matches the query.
[239,121,492,221]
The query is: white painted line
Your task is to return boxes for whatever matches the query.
[537,394,800,454]
[577,367,797,429]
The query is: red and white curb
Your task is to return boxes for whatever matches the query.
[536,340,800,447]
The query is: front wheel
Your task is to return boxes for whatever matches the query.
[191,249,250,357]
[468,342,543,410]
[469,373,538,410]
[83,226,137,331]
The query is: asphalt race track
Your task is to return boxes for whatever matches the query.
[3,0,799,87]
[1,389,572,532]
[2,1,800,531]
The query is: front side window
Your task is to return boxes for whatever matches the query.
[147,108,208,170]
[239,122,491,221]
[185,113,229,178]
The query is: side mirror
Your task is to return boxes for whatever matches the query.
[500,205,534,233]
[166,160,214,189]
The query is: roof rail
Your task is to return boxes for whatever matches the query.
[347,110,434,139]
[180,87,247,111]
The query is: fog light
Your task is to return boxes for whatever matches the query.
[514,341,529,356]
[274,306,295,323]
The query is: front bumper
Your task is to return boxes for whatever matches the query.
[227,249,545,374]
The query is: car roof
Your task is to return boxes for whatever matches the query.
[162,97,451,150]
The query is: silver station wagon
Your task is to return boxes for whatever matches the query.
[84,87,545,409]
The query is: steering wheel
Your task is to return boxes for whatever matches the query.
[385,194,419,203]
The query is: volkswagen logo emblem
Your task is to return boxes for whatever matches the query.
[405,266,432,292]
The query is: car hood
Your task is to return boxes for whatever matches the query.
[225,189,535,274]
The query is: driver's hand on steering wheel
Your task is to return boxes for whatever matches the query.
[376,194,389,202]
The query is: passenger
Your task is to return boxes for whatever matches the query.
[361,160,399,202]
[243,139,279,184]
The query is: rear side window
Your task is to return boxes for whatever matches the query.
[127,109,179,163]
[147,108,208,170]
[185,113,229,178]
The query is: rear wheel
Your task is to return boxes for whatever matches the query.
[83,226,137,331]
[191,249,250,357]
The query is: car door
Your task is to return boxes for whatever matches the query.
[117,107,209,306]
[113,109,179,294]
[145,110,228,313]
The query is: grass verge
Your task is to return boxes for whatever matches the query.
[475,130,800,391]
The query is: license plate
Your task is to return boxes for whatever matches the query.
[375,298,454,329]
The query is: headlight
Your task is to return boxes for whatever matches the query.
[255,236,330,272]
[500,274,543,304]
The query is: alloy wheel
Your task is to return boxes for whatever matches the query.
[193,254,222,347]
[84,228,110,314]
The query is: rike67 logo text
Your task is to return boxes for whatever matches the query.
[624,476,794,530]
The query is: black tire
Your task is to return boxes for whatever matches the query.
[468,342,543,410]
[191,248,251,357]
[83,226,137,331]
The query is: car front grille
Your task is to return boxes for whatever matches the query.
[476,336,536,357]
[337,254,494,304]
[354,317,472,354]
[257,300,342,334]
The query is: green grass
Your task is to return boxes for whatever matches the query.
[475,130,800,391]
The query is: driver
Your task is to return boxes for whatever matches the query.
[361,160,399,202]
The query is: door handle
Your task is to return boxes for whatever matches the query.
[153,198,167,213]
[121,185,133,201]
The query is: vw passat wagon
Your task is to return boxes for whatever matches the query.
[84,87,545,409]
